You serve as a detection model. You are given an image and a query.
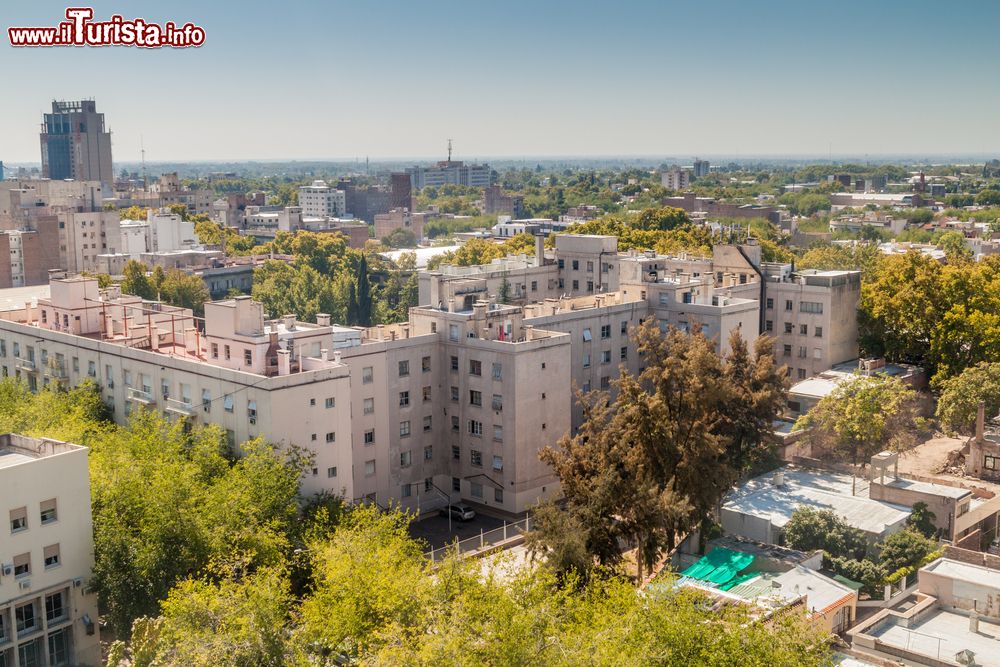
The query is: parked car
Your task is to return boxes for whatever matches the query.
[441,503,476,521]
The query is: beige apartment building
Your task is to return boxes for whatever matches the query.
[0,434,100,667]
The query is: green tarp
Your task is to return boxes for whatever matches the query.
[680,547,755,588]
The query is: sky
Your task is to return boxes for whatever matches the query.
[2,0,999,163]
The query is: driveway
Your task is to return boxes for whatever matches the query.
[409,511,507,551]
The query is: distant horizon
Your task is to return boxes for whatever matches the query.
[3,1,1000,162]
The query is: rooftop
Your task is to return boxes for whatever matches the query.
[869,607,1000,667]
[723,466,911,536]
[923,557,1000,591]
[0,433,84,469]
[728,566,856,616]
[878,476,971,501]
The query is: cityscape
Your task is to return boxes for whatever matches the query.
[3,2,1000,666]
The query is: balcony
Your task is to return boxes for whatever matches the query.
[126,388,156,406]
[14,357,36,372]
[164,397,196,417]
[43,363,69,381]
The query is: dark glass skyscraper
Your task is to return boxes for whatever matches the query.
[40,100,113,183]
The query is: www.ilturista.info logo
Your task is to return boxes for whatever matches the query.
[8,8,205,48]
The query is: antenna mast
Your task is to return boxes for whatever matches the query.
[447,139,452,163]
[140,135,147,190]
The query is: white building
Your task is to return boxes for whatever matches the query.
[298,181,346,218]
[0,433,100,667]
[661,169,691,190]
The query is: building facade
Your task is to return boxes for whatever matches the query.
[39,101,113,184]
[298,181,346,218]
[0,434,101,667]
[406,161,492,190]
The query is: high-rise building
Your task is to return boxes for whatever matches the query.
[0,161,5,181]
[692,158,710,178]
[406,160,492,189]
[40,100,113,184]
[389,172,413,212]
[298,180,347,218]
[661,169,691,190]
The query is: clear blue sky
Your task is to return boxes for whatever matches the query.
[2,0,999,162]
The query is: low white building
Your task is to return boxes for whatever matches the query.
[0,434,100,667]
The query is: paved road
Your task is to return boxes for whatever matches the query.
[409,511,506,551]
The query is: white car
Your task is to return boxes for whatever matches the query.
[441,503,476,521]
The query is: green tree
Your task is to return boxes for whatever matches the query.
[937,230,973,262]
[381,227,417,249]
[906,501,938,538]
[498,276,512,304]
[936,362,1000,434]
[783,507,868,560]
[121,260,155,300]
[795,375,923,492]
[878,528,938,573]
[158,269,210,316]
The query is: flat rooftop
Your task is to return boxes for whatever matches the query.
[0,433,84,468]
[870,608,1000,667]
[723,466,911,536]
[0,284,51,312]
[728,566,855,615]
[924,558,1000,591]
[878,477,971,501]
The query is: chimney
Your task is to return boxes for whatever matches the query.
[977,401,986,442]
[320,348,328,361]
[448,298,456,313]
[316,313,331,326]
[970,610,980,633]
[277,349,290,376]
[333,350,342,364]
[283,314,296,330]
[535,234,545,267]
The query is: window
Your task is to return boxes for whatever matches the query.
[601,376,611,389]
[88,360,96,377]
[582,353,591,369]
[363,397,375,414]
[798,368,807,379]
[765,320,773,332]
[814,326,823,337]
[247,400,257,424]
[450,386,459,402]
[492,454,504,471]
[449,324,460,341]
[364,460,376,476]
[451,416,460,431]
[15,601,35,634]
[45,591,65,623]
[325,432,336,443]
[425,478,433,492]
[800,301,824,314]
[494,488,504,503]
[471,482,483,498]
[398,360,410,376]
[452,445,460,460]
[399,421,411,437]
[785,300,793,311]
[424,445,433,460]
[422,386,432,402]
[784,322,793,334]
[423,415,432,432]
[13,552,30,577]
[582,328,592,342]
[325,397,335,408]
[399,391,410,407]
[469,390,482,406]
[40,499,57,524]
[621,320,628,335]
[452,477,461,492]
[620,346,628,360]
[800,324,808,335]
[766,297,774,309]
[798,346,807,358]
[587,280,594,292]
[400,451,412,467]
[469,420,483,437]
[224,394,234,413]
[582,380,591,392]
[362,366,373,383]
[601,350,612,364]
[244,349,252,366]
[531,280,538,292]
[682,292,693,304]
[492,362,502,380]
[572,280,579,290]
[401,484,412,498]
[311,434,317,441]
[422,356,431,372]
[450,355,459,371]
[224,344,231,360]
[587,261,594,272]
[10,506,26,533]
[470,449,483,466]
[985,455,999,471]
[782,344,792,357]
[364,429,375,445]
[813,348,822,360]
[600,324,611,339]
[572,260,579,270]
[211,343,219,358]
[43,544,60,569]
[202,389,211,412]
[492,394,503,411]
[327,467,337,478]
[469,359,482,376]
[493,425,504,442]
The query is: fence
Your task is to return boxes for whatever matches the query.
[425,515,533,562]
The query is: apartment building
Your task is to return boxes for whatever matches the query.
[298,181,346,218]
[761,265,861,380]
[374,209,427,243]
[406,160,492,189]
[661,169,691,190]
[0,434,100,667]
[39,100,113,184]
[57,210,122,274]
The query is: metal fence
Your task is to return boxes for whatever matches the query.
[425,515,533,562]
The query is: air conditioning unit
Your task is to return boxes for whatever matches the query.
[1,563,12,576]
[73,577,83,588]
[18,579,31,590]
